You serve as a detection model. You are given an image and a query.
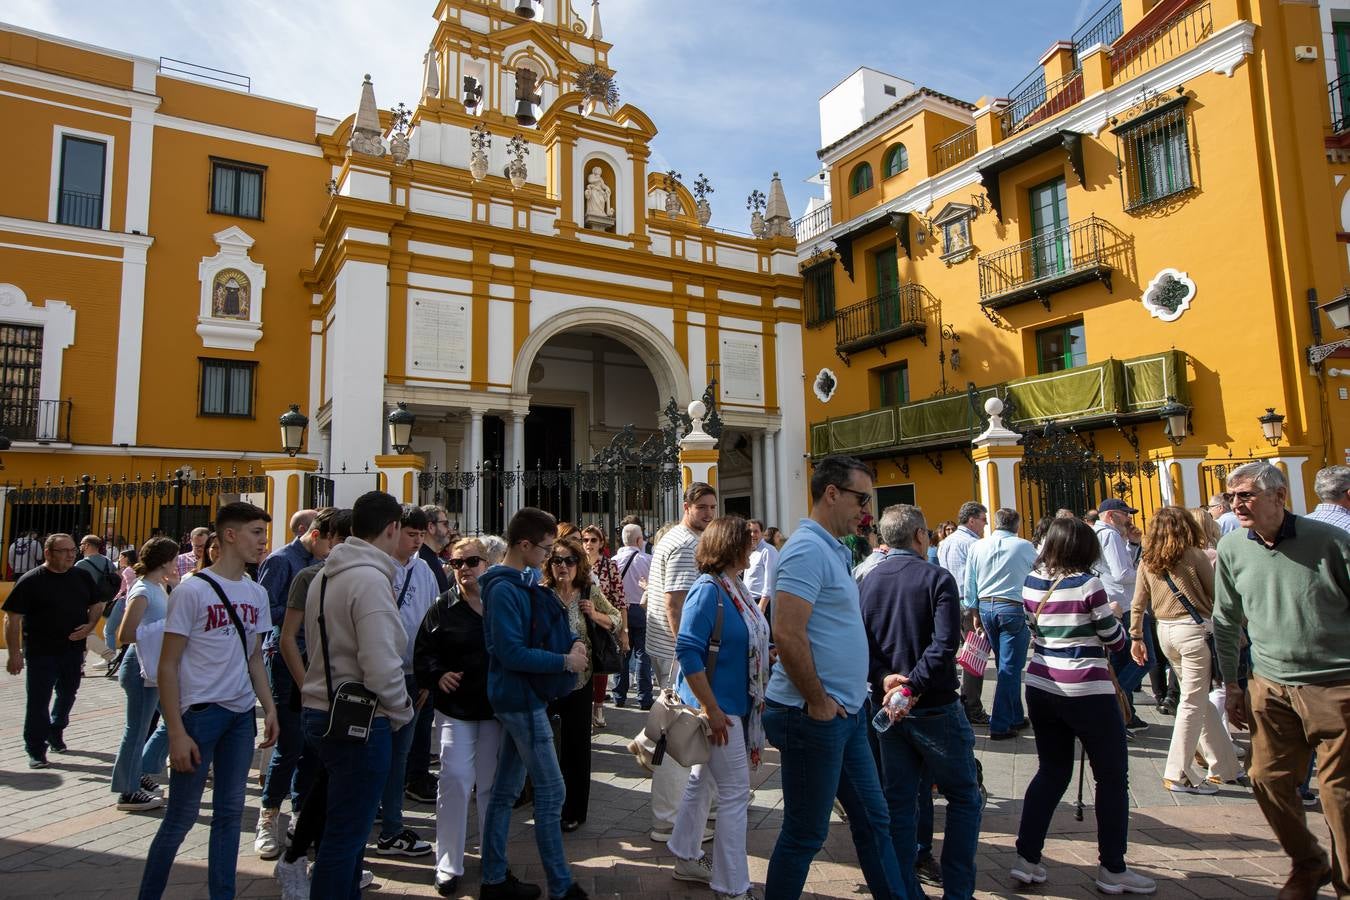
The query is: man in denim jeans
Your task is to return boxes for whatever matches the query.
[137,503,280,899]
[478,507,589,900]
[862,504,983,900]
[763,455,908,900]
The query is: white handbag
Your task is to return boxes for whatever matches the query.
[638,598,724,768]
[135,619,166,687]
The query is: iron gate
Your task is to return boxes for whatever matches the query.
[1199,455,1261,506]
[1018,424,1164,534]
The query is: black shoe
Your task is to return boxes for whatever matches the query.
[561,819,581,832]
[557,886,589,900]
[1011,718,1031,731]
[48,732,67,753]
[1125,714,1148,732]
[916,855,944,887]
[436,875,461,897]
[965,708,990,726]
[1157,700,1176,716]
[989,731,1017,741]
[480,871,542,900]
[638,701,653,711]
[27,755,49,769]
[405,777,437,804]
[610,696,626,708]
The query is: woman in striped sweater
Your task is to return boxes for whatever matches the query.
[1011,517,1156,896]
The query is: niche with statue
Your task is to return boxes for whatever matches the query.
[583,159,617,233]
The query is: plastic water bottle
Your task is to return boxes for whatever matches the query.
[871,687,913,733]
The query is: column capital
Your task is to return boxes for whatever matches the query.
[971,445,1024,463]
[1146,447,1210,462]
[260,457,320,473]
[374,453,426,471]
[1253,444,1314,460]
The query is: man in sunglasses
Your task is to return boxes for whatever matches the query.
[419,505,453,594]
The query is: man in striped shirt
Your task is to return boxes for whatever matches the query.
[1306,465,1350,534]
[175,526,210,578]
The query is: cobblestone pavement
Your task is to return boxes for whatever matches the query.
[0,663,1336,899]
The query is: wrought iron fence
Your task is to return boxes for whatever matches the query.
[1331,74,1350,134]
[1017,426,1164,534]
[2,468,271,574]
[977,215,1116,305]
[834,284,931,357]
[1002,67,1084,137]
[1,399,72,442]
[1072,1,1125,55]
[1198,456,1261,506]
[792,205,832,244]
[1109,2,1213,81]
[304,468,382,508]
[933,126,977,173]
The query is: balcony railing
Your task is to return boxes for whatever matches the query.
[834,284,932,360]
[1332,74,1350,134]
[56,190,103,230]
[792,205,832,243]
[1071,1,1124,56]
[1002,67,1085,137]
[978,215,1117,311]
[1,399,73,443]
[1110,1,1213,81]
[933,126,977,173]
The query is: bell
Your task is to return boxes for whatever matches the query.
[514,1,538,18]
[514,99,537,127]
[462,76,483,110]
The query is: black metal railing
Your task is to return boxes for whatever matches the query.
[792,205,832,243]
[1110,2,1212,80]
[1,399,72,443]
[1002,67,1084,137]
[978,215,1116,308]
[835,284,932,357]
[56,189,103,229]
[933,126,977,172]
[1331,74,1350,134]
[1072,1,1125,56]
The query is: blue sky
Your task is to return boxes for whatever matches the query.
[8,0,1099,230]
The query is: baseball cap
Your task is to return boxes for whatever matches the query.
[1097,498,1138,514]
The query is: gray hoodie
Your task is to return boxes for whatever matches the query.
[301,536,413,728]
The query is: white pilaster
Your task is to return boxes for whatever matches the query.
[750,432,765,521]
[764,430,780,529]
[328,259,390,505]
[468,410,484,534]
[1272,456,1310,514]
[111,240,152,444]
[506,412,526,521]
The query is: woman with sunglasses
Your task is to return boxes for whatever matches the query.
[580,524,626,731]
[540,532,621,832]
[414,538,497,896]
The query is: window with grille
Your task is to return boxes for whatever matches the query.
[1115,99,1193,211]
[0,324,43,438]
[804,262,836,327]
[210,159,265,219]
[199,358,256,417]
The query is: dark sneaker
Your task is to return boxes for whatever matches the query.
[557,886,589,900]
[28,755,49,769]
[405,777,437,804]
[117,790,164,811]
[1011,718,1031,731]
[1125,714,1148,732]
[965,708,990,726]
[436,875,460,897]
[989,731,1018,741]
[375,828,432,857]
[916,855,943,887]
[48,732,67,753]
[480,871,543,900]
[140,775,161,793]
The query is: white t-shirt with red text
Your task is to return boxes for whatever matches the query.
[163,571,271,713]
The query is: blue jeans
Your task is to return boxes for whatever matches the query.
[614,618,653,707]
[303,709,392,899]
[916,771,935,860]
[1111,611,1153,697]
[879,700,983,900]
[262,653,316,811]
[379,700,417,839]
[979,601,1030,734]
[481,706,573,898]
[23,647,83,757]
[111,648,169,795]
[763,700,910,900]
[138,703,255,899]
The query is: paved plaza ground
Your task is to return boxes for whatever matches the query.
[0,667,1336,899]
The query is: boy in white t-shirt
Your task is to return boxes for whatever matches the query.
[138,502,280,900]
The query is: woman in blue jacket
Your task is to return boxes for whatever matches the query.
[668,516,772,900]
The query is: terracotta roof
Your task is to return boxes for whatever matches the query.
[817,87,976,159]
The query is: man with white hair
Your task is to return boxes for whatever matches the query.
[611,522,653,710]
[965,508,1037,741]
[1306,465,1350,533]
[938,501,989,725]
[1215,461,1350,900]
[1208,494,1242,536]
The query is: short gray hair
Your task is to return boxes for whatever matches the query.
[993,508,1020,532]
[878,504,927,548]
[621,523,644,547]
[1207,494,1230,511]
[1314,465,1350,502]
[1226,461,1287,493]
[480,535,508,565]
[956,501,986,526]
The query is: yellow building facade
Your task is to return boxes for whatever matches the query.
[0,0,807,556]
[798,0,1350,527]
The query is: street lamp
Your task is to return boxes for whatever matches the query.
[1158,395,1190,446]
[1258,407,1285,447]
[1319,293,1350,331]
[279,404,308,457]
[388,402,416,455]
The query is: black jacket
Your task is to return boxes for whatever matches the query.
[413,585,494,721]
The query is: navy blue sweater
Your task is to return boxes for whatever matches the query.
[858,549,962,710]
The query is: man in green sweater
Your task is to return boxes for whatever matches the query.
[1214,461,1350,900]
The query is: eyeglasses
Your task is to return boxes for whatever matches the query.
[49,547,77,554]
[550,556,579,567]
[1227,490,1266,505]
[834,486,872,508]
[448,556,484,569]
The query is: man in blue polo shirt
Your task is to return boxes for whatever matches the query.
[763,455,907,900]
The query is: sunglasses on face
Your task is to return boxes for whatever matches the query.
[835,486,872,508]
[448,556,484,569]
[550,556,579,567]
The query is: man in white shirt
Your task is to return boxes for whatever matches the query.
[1208,493,1243,535]
[8,531,40,579]
[137,503,279,900]
[611,523,653,709]
[1094,498,1148,731]
[937,501,988,724]
[745,518,779,614]
[1306,465,1350,533]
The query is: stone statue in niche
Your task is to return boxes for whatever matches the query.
[211,269,250,320]
[583,166,615,231]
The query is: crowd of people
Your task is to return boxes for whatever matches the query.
[1,455,1347,900]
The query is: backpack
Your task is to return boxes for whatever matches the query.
[523,581,579,703]
[77,555,122,606]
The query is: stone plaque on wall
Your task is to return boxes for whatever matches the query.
[409,295,469,377]
[720,335,763,402]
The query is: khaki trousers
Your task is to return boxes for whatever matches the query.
[1156,619,1241,784]
[1248,675,1350,896]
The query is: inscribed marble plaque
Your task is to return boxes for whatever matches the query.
[409,295,469,376]
[720,335,763,402]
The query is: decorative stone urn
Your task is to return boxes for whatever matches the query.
[469,149,489,182]
[389,133,410,165]
[665,190,681,219]
[750,210,767,239]
[696,198,712,227]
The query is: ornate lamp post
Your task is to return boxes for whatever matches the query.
[1158,395,1190,445]
[935,323,960,395]
[1307,290,1350,368]
[279,404,308,457]
[1258,408,1285,447]
[388,402,416,455]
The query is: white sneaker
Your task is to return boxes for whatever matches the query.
[1163,776,1218,795]
[1095,866,1157,895]
[1010,854,1047,885]
[650,826,714,844]
[273,857,309,900]
[255,808,282,860]
[673,854,713,884]
[303,861,372,889]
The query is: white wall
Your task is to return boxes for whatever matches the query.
[819,67,914,149]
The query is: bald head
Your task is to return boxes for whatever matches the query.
[290,508,317,538]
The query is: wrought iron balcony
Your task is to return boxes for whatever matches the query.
[56,190,103,229]
[1332,74,1350,134]
[1071,1,1124,55]
[792,205,832,243]
[1002,68,1085,137]
[1109,1,1213,81]
[933,126,977,173]
[834,284,933,362]
[977,216,1117,313]
[1,399,73,443]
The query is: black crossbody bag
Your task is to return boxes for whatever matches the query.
[316,573,379,743]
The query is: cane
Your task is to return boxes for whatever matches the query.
[1074,741,1087,822]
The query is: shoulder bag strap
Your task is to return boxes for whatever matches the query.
[619,550,637,580]
[1161,571,1206,626]
[316,573,337,703]
[394,567,414,609]
[195,572,252,663]
[1028,575,1067,633]
[704,585,727,683]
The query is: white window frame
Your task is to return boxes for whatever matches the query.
[48,125,116,232]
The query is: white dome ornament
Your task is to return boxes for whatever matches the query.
[1142,268,1196,322]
